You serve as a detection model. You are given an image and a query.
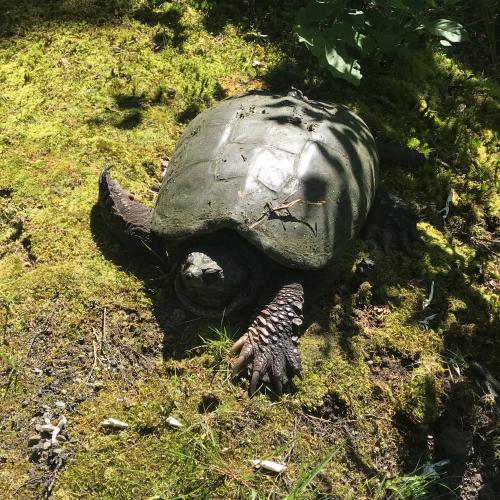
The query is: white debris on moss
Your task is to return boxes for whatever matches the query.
[166,416,183,428]
[100,418,128,430]
[250,459,286,473]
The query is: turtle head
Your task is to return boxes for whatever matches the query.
[174,235,262,317]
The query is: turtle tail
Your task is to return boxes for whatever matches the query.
[98,168,163,261]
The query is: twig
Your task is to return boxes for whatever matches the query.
[454,230,500,256]
[250,198,325,229]
[101,307,107,355]
[361,412,392,422]
[43,460,63,498]
[12,476,44,495]
[86,339,98,383]
[283,419,299,463]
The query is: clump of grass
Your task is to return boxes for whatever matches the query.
[376,470,439,500]
[285,447,340,499]
[198,325,234,363]
[0,352,19,397]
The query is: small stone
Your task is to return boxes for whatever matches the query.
[28,434,41,446]
[60,389,67,395]
[55,401,66,410]
[41,440,52,450]
[35,424,42,432]
[33,368,42,375]
[367,360,374,366]
[41,424,55,434]
[21,399,29,407]
[30,445,42,462]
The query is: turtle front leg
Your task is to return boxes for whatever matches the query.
[231,280,304,396]
[363,188,420,253]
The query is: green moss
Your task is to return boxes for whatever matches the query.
[396,360,443,426]
[0,0,498,497]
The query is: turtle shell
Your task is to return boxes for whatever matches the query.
[152,93,379,270]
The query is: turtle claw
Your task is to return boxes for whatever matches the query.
[230,281,304,397]
[364,188,420,254]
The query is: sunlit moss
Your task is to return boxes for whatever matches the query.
[0,0,498,497]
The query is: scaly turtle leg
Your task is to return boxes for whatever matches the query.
[231,280,304,396]
[363,188,420,253]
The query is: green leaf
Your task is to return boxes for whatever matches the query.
[324,41,362,85]
[388,0,412,12]
[326,22,375,56]
[296,0,340,27]
[296,25,362,86]
[423,19,469,43]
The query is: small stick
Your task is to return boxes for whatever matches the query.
[250,198,324,229]
[101,308,107,355]
[44,461,63,496]
[12,476,44,495]
[86,339,98,383]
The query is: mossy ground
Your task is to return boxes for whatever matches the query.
[0,1,498,498]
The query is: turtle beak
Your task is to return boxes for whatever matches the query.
[202,268,223,284]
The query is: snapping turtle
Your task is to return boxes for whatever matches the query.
[98,92,422,395]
